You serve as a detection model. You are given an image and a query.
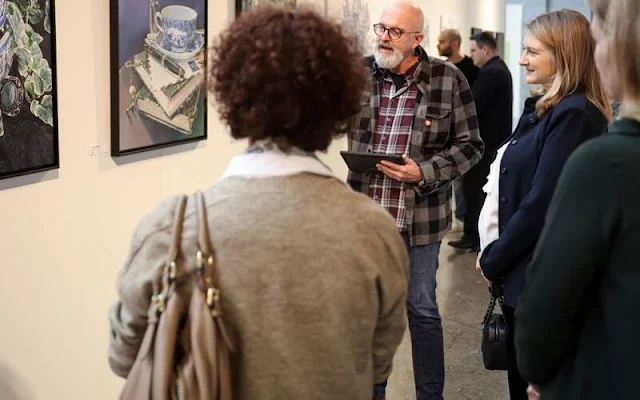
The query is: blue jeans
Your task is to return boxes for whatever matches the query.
[375,235,444,400]
[453,177,466,221]
[404,233,444,400]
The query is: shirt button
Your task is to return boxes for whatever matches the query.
[500,197,507,203]
[501,167,507,174]
[386,117,391,122]
[511,139,518,145]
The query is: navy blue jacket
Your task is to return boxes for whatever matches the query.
[479,92,608,307]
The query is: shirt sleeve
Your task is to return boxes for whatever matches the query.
[480,107,601,281]
[514,142,617,384]
[420,69,484,183]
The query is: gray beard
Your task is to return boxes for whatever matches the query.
[374,46,404,70]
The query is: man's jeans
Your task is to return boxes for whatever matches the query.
[374,235,444,400]
[403,233,444,400]
[453,177,466,221]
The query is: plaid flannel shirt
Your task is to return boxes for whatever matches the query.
[367,62,421,231]
[347,47,483,246]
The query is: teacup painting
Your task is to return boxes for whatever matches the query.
[110,0,207,156]
[155,5,197,53]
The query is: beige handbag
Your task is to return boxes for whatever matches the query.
[120,191,234,400]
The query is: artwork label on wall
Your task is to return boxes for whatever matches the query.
[236,0,296,16]
[0,0,59,180]
[110,0,207,156]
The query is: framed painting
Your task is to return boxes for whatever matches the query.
[110,0,207,156]
[0,0,59,180]
[236,0,296,16]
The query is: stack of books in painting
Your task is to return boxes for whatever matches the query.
[132,43,204,135]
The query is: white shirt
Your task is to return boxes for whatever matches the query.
[220,140,336,180]
[478,143,509,252]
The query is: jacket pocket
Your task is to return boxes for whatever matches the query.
[417,107,452,156]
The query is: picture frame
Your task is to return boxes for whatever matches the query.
[110,0,208,157]
[0,0,60,180]
[236,0,297,17]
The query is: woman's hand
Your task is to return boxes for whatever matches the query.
[476,253,491,285]
[527,384,541,400]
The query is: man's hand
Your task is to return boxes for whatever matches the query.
[377,154,422,183]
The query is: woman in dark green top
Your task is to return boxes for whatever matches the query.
[514,0,640,399]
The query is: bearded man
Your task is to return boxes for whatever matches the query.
[346,2,483,399]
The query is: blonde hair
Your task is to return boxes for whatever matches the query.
[526,9,612,120]
[587,0,640,119]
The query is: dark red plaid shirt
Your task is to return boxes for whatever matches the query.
[367,62,421,232]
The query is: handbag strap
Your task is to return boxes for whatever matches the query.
[194,191,235,350]
[152,195,188,313]
[168,195,188,267]
[194,191,223,307]
[482,292,505,326]
[195,191,219,286]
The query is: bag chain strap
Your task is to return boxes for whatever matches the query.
[482,293,505,326]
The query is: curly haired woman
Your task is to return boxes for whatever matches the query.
[107,4,409,400]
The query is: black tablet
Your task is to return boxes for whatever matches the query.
[340,151,405,173]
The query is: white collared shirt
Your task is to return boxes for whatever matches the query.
[478,143,509,252]
[220,141,336,180]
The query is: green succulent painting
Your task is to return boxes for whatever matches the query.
[5,0,53,126]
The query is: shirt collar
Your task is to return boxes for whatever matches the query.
[220,140,337,180]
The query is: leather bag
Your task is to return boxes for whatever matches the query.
[119,191,234,400]
[481,284,510,371]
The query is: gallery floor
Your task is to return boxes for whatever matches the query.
[386,229,509,400]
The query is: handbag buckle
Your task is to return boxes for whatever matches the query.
[164,261,177,280]
[152,293,166,313]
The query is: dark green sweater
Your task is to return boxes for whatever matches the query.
[514,118,640,399]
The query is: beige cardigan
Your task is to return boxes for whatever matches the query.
[108,173,409,400]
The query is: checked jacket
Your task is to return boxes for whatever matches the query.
[347,46,483,246]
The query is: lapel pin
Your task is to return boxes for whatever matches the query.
[424,120,432,127]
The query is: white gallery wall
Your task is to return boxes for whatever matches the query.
[0,0,503,399]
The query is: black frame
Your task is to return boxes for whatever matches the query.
[109,0,208,157]
[0,0,59,180]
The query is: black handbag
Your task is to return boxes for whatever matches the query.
[481,284,510,370]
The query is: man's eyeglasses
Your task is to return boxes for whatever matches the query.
[373,23,421,41]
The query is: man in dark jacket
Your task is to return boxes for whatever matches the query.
[449,31,512,251]
[437,29,479,226]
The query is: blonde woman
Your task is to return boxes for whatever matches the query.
[475,9,610,399]
[515,0,640,398]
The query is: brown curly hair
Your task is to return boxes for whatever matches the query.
[208,3,366,152]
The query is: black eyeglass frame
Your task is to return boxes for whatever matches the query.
[373,23,422,41]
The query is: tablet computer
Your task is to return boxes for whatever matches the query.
[340,151,405,173]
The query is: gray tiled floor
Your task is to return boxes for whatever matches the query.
[386,231,509,400]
